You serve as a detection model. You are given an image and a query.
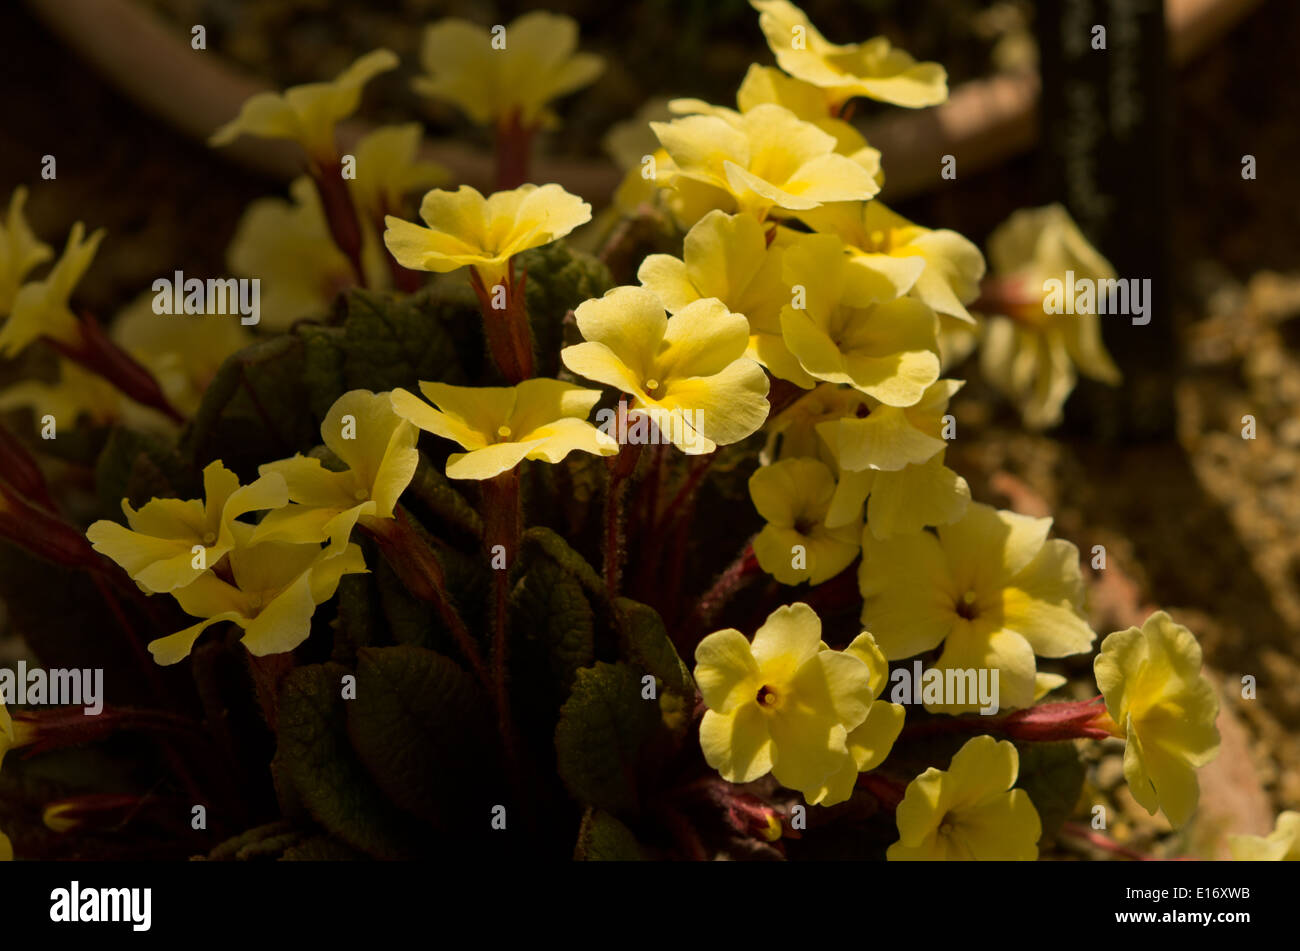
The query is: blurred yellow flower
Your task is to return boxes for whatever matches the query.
[888,735,1041,860]
[650,104,879,221]
[391,378,617,481]
[979,204,1122,429]
[752,0,948,109]
[0,187,52,314]
[561,286,770,454]
[1229,812,1300,861]
[749,457,860,585]
[210,49,399,161]
[694,602,875,800]
[86,461,288,593]
[780,233,940,406]
[0,358,125,428]
[347,123,451,222]
[860,501,1095,712]
[254,390,419,550]
[149,526,367,665]
[384,183,591,290]
[1094,611,1220,829]
[414,12,603,129]
[0,222,105,357]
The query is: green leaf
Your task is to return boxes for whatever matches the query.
[346,645,496,827]
[337,288,468,394]
[1015,741,1086,842]
[280,834,368,861]
[613,597,693,698]
[94,426,195,513]
[517,240,613,379]
[519,526,605,599]
[554,662,658,816]
[277,663,423,859]
[403,453,483,542]
[574,808,648,861]
[511,553,595,695]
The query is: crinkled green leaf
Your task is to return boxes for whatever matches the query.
[614,597,693,698]
[1014,741,1086,842]
[574,808,648,861]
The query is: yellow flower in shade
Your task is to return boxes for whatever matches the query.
[780,234,940,406]
[798,200,985,322]
[0,359,125,428]
[1229,812,1300,861]
[391,378,617,481]
[561,286,770,454]
[749,457,859,585]
[1,698,34,771]
[979,204,1123,429]
[111,292,254,417]
[860,501,1096,713]
[1093,611,1220,829]
[0,832,10,861]
[0,223,105,358]
[86,462,289,593]
[638,211,812,387]
[148,526,367,665]
[694,603,875,800]
[650,104,879,221]
[229,177,387,330]
[384,183,591,290]
[762,382,870,462]
[751,0,948,109]
[0,187,52,313]
[209,49,399,161]
[414,12,603,130]
[348,123,451,221]
[888,735,1041,860]
[252,390,419,551]
[808,631,906,805]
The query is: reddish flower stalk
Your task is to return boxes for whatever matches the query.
[603,434,643,598]
[677,541,761,652]
[309,160,367,288]
[1059,821,1158,861]
[48,314,185,424]
[480,468,521,746]
[494,110,537,190]
[13,705,202,757]
[856,771,906,810]
[900,697,1119,743]
[469,263,534,383]
[0,423,56,511]
[0,478,101,571]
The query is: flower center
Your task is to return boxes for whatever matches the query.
[202,532,216,545]
[866,229,894,253]
[497,425,513,440]
[354,488,369,502]
[955,590,979,620]
[756,684,782,710]
[643,378,660,393]
[938,815,955,837]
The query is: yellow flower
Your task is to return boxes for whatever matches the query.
[638,211,812,387]
[780,233,940,405]
[1094,611,1220,828]
[228,177,386,330]
[798,200,985,322]
[414,12,603,130]
[0,222,105,358]
[561,286,770,454]
[0,832,10,861]
[0,187,52,313]
[808,630,905,805]
[749,457,860,585]
[860,501,1096,713]
[763,382,871,462]
[210,49,399,161]
[253,390,419,551]
[831,451,970,540]
[148,526,367,665]
[384,183,591,290]
[816,377,960,473]
[0,358,125,428]
[887,735,1041,860]
[347,123,450,221]
[391,378,617,481]
[1229,812,1300,861]
[86,462,288,593]
[979,204,1122,429]
[751,0,947,109]
[694,602,875,800]
[650,103,879,221]
[1,697,34,772]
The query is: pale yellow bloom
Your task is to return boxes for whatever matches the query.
[0,223,105,357]
[1229,812,1300,861]
[347,123,451,220]
[749,457,860,585]
[0,187,52,313]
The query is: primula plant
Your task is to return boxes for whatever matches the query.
[0,1,1253,864]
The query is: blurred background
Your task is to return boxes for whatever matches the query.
[1,0,1298,858]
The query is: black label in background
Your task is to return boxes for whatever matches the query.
[1036,0,1174,440]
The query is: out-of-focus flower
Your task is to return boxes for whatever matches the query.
[780,234,940,406]
[1229,812,1300,861]
[978,204,1122,429]
[798,200,985,322]
[749,457,860,585]
[391,378,617,480]
[0,223,105,357]
[347,123,451,221]
[887,735,1041,860]
[650,104,879,221]
[1094,611,1220,828]
[860,501,1095,712]
[751,0,948,109]
[253,390,419,550]
[1,698,35,772]
[0,187,52,314]
[209,49,399,161]
[694,602,875,801]
[414,12,603,130]
[0,359,125,428]
[86,462,288,593]
[384,183,591,289]
[148,527,367,665]
[638,211,812,387]
[562,286,770,454]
